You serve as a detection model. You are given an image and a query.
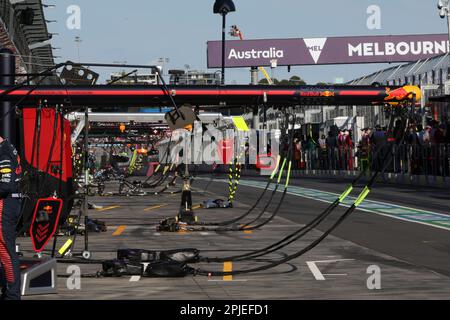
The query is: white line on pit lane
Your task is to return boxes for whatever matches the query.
[306,259,354,281]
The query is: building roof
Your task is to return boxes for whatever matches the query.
[14,0,50,45]
[0,0,54,75]
[15,0,55,74]
[348,53,449,86]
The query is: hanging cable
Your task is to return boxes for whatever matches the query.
[187,112,295,232]
[192,102,415,274]
[203,110,399,262]
[235,114,296,231]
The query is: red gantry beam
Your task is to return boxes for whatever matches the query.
[0,84,421,108]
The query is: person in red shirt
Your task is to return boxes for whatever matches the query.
[343,130,354,170]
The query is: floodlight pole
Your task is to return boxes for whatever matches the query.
[447,10,450,80]
[438,0,450,79]
[445,3,450,80]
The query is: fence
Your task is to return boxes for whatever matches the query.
[295,143,450,177]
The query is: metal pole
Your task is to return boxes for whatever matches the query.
[75,37,82,63]
[83,107,89,243]
[221,13,226,85]
[178,163,195,223]
[0,48,16,146]
[250,67,258,85]
[447,11,450,79]
[253,105,259,130]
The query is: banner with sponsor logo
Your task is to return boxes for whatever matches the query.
[207,34,449,68]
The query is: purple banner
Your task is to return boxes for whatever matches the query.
[207,34,449,68]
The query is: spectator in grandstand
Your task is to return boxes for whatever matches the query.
[305,136,316,169]
[371,125,382,141]
[337,130,345,170]
[299,137,307,170]
[434,123,446,144]
[318,134,327,169]
[405,124,421,174]
[371,124,387,171]
[318,134,326,150]
[422,125,432,144]
[406,124,420,145]
[357,128,371,171]
[394,119,410,142]
[326,131,337,170]
[337,130,345,146]
[293,138,302,169]
[430,120,440,142]
[416,124,424,144]
[419,125,433,174]
[244,142,249,170]
[343,129,354,170]
[431,123,447,176]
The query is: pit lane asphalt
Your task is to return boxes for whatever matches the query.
[17,174,450,299]
[194,175,450,277]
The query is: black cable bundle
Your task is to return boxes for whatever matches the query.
[192,102,415,275]
[189,112,296,232]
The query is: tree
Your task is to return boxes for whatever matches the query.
[289,76,306,85]
[258,75,306,85]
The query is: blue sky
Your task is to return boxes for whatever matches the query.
[44,0,447,84]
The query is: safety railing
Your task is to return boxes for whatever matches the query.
[294,143,450,177]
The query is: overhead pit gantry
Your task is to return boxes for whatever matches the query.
[0,58,422,267]
[0,73,422,221]
[0,84,421,108]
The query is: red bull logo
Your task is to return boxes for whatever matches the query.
[43,205,53,214]
[30,198,63,253]
[321,90,335,97]
[385,87,409,102]
[385,85,421,103]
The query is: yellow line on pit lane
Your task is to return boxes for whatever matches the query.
[223,262,233,281]
[240,225,253,234]
[96,205,121,212]
[143,204,169,211]
[112,225,126,236]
